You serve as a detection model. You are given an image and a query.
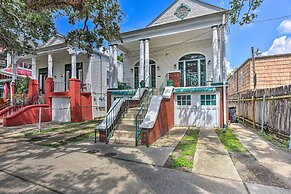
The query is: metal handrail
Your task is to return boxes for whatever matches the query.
[95,91,132,144]
[135,88,154,146]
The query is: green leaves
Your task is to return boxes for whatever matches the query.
[229,0,263,25]
[0,0,122,55]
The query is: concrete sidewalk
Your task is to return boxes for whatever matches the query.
[193,128,242,182]
[231,123,291,188]
[63,127,188,167]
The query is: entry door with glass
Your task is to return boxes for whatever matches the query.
[65,63,83,91]
[178,54,206,87]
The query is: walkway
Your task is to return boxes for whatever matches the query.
[231,123,291,188]
[193,128,242,182]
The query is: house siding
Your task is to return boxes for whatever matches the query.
[123,39,213,88]
[229,54,291,99]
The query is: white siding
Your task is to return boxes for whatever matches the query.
[123,39,213,88]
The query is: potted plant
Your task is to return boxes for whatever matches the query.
[167,79,173,86]
[140,80,145,88]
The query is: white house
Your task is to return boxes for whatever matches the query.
[111,0,228,128]
[4,35,122,126]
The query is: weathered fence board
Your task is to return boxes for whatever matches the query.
[231,85,291,136]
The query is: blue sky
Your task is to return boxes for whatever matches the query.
[57,0,291,70]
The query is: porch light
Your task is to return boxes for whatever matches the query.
[174,64,177,69]
[157,66,160,71]
[130,68,133,72]
[208,60,211,65]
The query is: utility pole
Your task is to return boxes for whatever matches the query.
[251,47,256,129]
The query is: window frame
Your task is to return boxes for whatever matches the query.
[177,94,192,106]
[201,94,217,106]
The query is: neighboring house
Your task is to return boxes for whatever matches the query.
[97,0,229,146]
[228,53,291,100]
[1,35,119,126]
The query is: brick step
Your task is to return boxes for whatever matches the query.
[120,119,136,125]
[126,108,141,114]
[117,124,136,131]
[109,137,136,146]
[113,130,136,139]
[123,113,138,119]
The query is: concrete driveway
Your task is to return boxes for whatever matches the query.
[0,125,249,194]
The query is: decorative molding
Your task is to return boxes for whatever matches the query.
[174,3,191,20]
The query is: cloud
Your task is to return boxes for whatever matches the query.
[262,36,291,56]
[277,20,291,34]
[226,61,234,75]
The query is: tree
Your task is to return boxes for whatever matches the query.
[0,0,123,55]
[229,0,263,25]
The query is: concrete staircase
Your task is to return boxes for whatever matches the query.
[109,107,140,146]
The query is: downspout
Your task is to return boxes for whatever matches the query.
[222,14,228,132]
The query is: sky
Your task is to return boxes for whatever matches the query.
[57,0,291,71]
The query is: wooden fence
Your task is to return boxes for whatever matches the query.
[229,85,291,149]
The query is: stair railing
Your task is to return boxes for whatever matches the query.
[135,88,154,146]
[95,90,132,144]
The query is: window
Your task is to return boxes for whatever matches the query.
[201,95,216,106]
[177,95,191,106]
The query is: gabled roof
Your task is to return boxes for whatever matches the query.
[147,0,225,27]
[41,34,65,48]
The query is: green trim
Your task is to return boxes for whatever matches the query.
[174,3,191,20]
[174,87,216,93]
[211,82,229,86]
[111,90,136,96]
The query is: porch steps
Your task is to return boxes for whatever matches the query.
[109,107,140,146]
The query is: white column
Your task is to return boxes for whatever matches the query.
[113,45,118,88]
[144,39,150,87]
[48,54,53,78]
[109,45,114,88]
[12,54,17,81]
[32,56,37,80]
[6,52,11,68]
[139,39,145,84]
[71,54,77,79]
[212,26,219,83]
[221,16,227,83]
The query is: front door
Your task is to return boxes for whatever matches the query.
[150,64,156,88]
[39,68,48,94]
[185,61,198,87]
[65,63,83,91]
[134,65,139,89]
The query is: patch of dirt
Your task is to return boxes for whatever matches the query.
[230,152,290,189]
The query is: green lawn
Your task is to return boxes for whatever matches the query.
[24,120,101,148]
[216,128,247,153]
[167,128,200,171]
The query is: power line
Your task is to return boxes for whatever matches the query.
[254,14,291,23]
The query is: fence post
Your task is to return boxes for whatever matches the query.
[242,96,245,124]
[252,91,256,129]
[38,107,42,132]
[261,93,266,133]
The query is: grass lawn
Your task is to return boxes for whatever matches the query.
[165,128,200,171]
[216,128,247,153]
[259,132,290,152]
[24,119,101,148]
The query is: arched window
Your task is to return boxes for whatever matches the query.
[134,60,157,88]
[178,54,206,87]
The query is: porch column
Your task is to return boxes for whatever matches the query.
[28,56,39,98]
[32,56,37,79]
[139,39,145,85]
[109,45,114,88]
[6,52,11,68]
[71,53,77,79]
[48,54,53,78]
[46,54,54,107]
[212,26,219,84]
[144,39,150,87]
[113,44,118,88]
[11,54,17,104]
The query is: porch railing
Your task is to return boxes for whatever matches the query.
[135,88,154,146]
[180,71,207,87]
